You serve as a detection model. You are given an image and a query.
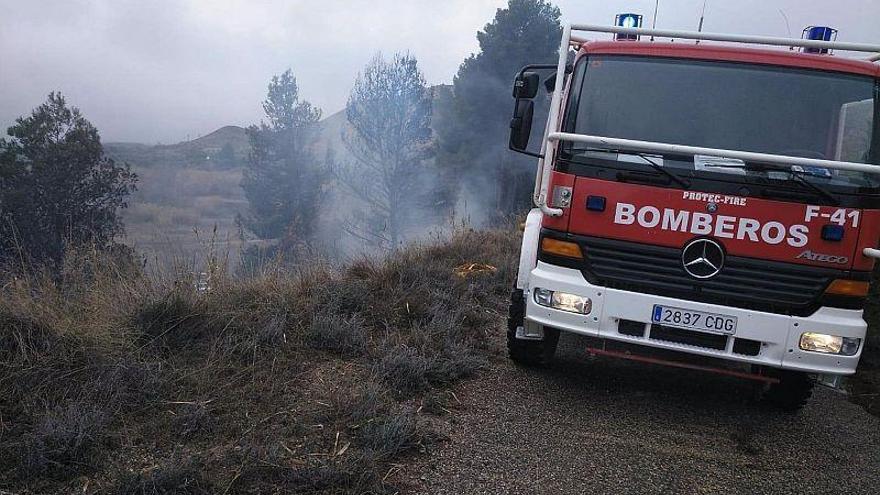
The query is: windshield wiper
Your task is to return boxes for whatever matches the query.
[632,153,691,189]
[568,146,689,189]
[709,161,839,205]
[788,170,839,205]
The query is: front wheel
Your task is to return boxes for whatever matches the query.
[760,369,815,412]
[507,288,559,366]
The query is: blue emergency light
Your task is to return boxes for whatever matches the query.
[614,13,643,41]
[821,224,845,242]
[803,26,838,54]
[586,195,607,212]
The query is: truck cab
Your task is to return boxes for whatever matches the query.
[508,22,880,410]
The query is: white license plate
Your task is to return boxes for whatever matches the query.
[651,305,737,335]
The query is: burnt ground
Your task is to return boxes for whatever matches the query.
[404,333,880,495]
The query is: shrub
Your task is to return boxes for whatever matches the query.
[330,378,388,424]
[372,345,431,397]
[19,403,108,480]
[235,456,384,494]
[307,314,369,357]
[171,403,216,440]
[0,309,59,365]
[114,461,214,495]
[425,340,486,386]
[92,361,162,413]
[131,292,208,350]
[255,313,288,347]
[358,411,427,460]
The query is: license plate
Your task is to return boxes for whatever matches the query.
[651,305,737,335]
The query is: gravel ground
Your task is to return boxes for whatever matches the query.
[405,333,880,494]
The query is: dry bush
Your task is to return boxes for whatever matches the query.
[171,403,216,440]
[0,309,60,365]
[233,455,385,494]
[0,227,521,493]
[372,345,432,397]
[19,403,109,481]
[307,313,369,357]
[328,378,389,424]
[113,460,215,495]
[357,410,429,460]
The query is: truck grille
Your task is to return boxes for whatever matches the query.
[576,236,842,316]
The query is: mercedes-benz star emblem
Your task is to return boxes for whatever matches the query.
[706,202,718,213]
[681,238,725,279]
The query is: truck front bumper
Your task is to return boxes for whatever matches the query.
[522,262,866,376]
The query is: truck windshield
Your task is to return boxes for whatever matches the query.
[562,55,879,189]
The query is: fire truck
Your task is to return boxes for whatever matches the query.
[507,19,880,410]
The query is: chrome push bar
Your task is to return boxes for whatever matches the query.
[547,133,880,175]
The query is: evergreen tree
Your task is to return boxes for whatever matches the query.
[0,92,137,268]
[240,69,324,251]
[436,0,561,215]
[335,53,434,250]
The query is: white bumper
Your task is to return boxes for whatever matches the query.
[524,261,866,375]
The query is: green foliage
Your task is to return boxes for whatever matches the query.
[335,53,435,249]
[435,0,561,214]
[240,70,326,251]
[0,92,137,268]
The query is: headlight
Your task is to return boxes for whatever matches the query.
[799,332,861,356]
[534,288,592,315]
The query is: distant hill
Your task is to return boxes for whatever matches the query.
[105,125,249,168]
[108,86,452,263]
[105,84,452,169]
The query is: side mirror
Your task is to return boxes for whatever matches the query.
[509,99,534,151]
[512,72,540,99]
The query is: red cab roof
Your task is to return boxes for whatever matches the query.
[580,41,880,78]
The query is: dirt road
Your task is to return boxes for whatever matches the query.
[406,333,880,494]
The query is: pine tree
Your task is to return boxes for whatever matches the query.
[240,70,325,252]
[436,0,561,216]
[335,53,434,250]
[0,92,137,268]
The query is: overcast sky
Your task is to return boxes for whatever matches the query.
[2,0,879,143]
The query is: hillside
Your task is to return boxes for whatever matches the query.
[1,227,878,494]
[105,126,250,169]
[0,228,519,494]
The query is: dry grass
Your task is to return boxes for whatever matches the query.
[5,221,876,493]
[0,227,519,494]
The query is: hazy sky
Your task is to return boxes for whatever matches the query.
[2,0,879,143]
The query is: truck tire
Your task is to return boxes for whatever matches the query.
[760,369,815,412]
[507,288,559,366]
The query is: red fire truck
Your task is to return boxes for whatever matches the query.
[508,20,880,410]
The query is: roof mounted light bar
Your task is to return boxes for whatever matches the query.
[569,24,880,59]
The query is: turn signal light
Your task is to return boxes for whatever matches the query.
[824,279,870,297]
[541,238,583,259]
